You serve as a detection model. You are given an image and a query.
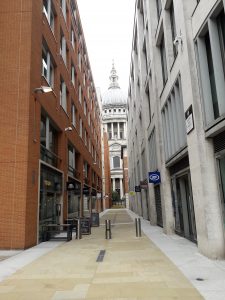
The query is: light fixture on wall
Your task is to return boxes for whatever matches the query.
[65,127,73,132]
[173,31,183,51]
[33,86,53,94]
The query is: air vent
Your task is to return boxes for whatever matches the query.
[213,131,225,153]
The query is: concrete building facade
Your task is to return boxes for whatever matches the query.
[0,0,102,249]
[102,64,128,205]
[127,0,225,259]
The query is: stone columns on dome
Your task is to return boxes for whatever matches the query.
[117,122,120,139]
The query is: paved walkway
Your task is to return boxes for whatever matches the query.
[0,209,203,299]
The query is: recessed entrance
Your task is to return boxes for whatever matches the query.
[172,173,197,242]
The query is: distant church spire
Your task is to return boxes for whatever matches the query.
[109,60,120,89]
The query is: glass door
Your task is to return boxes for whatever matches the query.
[218,156,225,227]
[172,172,197,242]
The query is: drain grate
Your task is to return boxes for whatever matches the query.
[96,250,106,262]
[196,278,205,281]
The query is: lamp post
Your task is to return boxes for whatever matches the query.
[33,86,53,142]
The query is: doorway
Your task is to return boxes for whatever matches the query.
[218,156,225,227]
[172,172,197,242]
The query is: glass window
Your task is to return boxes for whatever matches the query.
[79,118,82,137]
[205,32,219,119]
[160,35,168,85]
[113,156,120,168]
[170,1,178,58]
[156,0,162,20]
[71,64,76,86]
[60,31,67,65]
[219,157,225,226]
[71,28,75,48]
[60,0,66,21]
[49,124,57,153]
[71,103,76,127]
[60,78,67,112]
[43,0,54,32]
[40,117,46,147]
[42,43,54,87]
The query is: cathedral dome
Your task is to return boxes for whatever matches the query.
[102,63,127,107]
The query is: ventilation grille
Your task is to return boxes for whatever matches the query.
[169,156,189,176]
[154,185,163,228]
[213,131,225,153]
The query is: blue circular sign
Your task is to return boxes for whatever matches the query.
[150,174,160,181]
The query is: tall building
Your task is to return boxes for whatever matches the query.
[0,0,102,249]
[102,64,128,205]
[127,0,225,259]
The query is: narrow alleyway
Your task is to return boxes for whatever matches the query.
[0,209,203,299]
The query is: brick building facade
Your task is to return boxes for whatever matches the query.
[0,0,102,249]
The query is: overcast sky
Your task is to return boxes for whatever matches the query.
[77,0,136,95]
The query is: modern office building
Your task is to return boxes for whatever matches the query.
[0,0,102,249]
[102,64,128,205]
[127,0,225,259]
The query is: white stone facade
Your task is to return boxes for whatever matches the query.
[127,0,225,259]
[102,64,128,201]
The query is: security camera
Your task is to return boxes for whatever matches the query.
[173,35,182,46]
[65,127,73,132]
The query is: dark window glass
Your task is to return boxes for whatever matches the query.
[205,32,219,119]
[156,0,162,19]
[160,36,168,85]
[170,2,178,57]
[40,117,46,147]
[113,156,120,168]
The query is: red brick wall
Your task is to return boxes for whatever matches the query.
[0,0,102,249]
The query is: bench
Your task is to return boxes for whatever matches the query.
[41,224,73,242]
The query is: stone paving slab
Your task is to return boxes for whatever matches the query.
[0,209,204,299]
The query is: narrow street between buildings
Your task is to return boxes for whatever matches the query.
[0,209,207,300]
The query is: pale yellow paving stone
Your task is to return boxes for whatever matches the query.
[52,283,90,300]
[0,210,203,300]
[0,286,15,293]
[86,283,180,298]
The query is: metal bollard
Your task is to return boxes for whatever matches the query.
[135,218,141,237]
[105,219,112,239]
[76,219,82,239]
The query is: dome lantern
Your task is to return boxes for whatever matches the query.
[102,62,127,108]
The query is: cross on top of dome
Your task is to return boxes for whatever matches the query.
[109,60,120,89]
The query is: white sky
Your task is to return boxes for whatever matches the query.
[77,0,136,95]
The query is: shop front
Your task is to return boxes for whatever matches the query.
[39,163,63,241]
[83,185,91,217]
[91,189,97,212]
[67,178,81,218]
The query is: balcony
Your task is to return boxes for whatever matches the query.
[68,165,80,179]
[40,145,61,168]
